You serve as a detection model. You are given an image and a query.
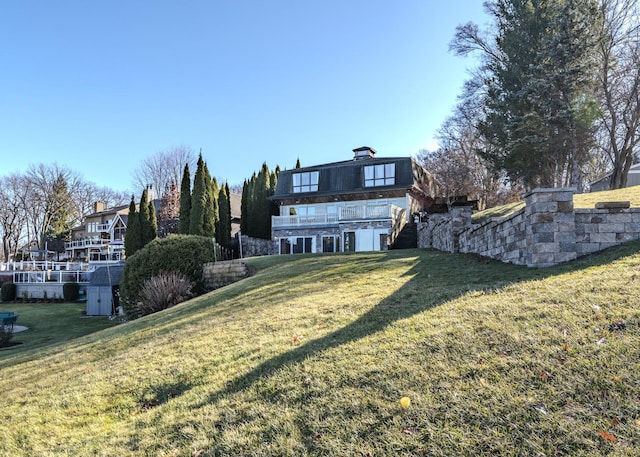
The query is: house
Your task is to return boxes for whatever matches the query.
[590,163,640,192]
[65,201,129,261]
[270,146,438,254]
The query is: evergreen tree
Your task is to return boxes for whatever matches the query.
[147,199,158,243]
[138,188,153,247]
[202,164,217,238]
[240,179,248,234]
[179,163,191,234]
[217,183,232,248]
[453,0,599,189]
[125,195,141,257]
[189,154,207,236]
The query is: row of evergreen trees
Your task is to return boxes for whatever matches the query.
[178,154,232,247]
[240,163,279,240]
[125,156,282,259]
[124,188,157,257]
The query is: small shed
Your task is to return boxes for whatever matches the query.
[86,265,124,316]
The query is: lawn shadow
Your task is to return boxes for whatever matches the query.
[196,241,640,410]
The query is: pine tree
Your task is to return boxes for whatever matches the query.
[179,163,191,234]
[217,183,231,248]
[147,199,158,243]
[125,196,141,257]
[189,154,207,236]
[138,188,153,247]
[240,179,249,234]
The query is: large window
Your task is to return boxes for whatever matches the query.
[292,171,319,193]
[364,163,395,187]
[280,236,314,254]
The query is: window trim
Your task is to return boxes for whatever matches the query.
[292,171,319,193]
[364,163,395,187]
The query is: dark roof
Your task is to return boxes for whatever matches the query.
[272,156,437,202]
[89,265,125,286]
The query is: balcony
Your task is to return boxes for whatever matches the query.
[272,204,404,228]
[65,238,110,250]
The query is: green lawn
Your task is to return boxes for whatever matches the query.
[0,302,119,362]
[0,245,639,456]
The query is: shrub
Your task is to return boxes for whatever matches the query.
[120,235,215,318]
[1,282,16,302]
[63,282,80,302]
[136,271,193,317]
[0,324,13,348]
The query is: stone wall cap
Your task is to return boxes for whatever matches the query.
[595,201,631,209]
[522,187,577,198]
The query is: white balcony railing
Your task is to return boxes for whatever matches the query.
[272,204,405,228]
[65,238,110,250]
[96,223,111,232]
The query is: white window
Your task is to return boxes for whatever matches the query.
[292,171,319,193]
[364,163,395,187]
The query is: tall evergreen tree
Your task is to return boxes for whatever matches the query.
[217,183,232,248]
[202,164,217,238]
[452,0,599,189]
[179,163,191,234]
[147,199,158,243]
[189,154,207,236]
[240,178,249,234]
[138,188,153,247]
[125,196,141,257]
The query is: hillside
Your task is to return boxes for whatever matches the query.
[1,244,639,456]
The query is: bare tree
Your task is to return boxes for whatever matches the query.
[23,163,83,251]
[131,145,196,198]
[0,174,29,262]
[596,0,640,188]
[71,180,130,226]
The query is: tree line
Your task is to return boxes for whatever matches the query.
[422,0,640,208]
[0,147,280,262]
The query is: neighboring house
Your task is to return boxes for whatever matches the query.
[66,202,129,261]
[270,146,438,254]
[590,163,640,192]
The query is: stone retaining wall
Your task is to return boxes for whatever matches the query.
[203,260,251,290]
[419,188,640,267]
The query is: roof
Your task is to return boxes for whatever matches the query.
[271,155,437,202]
[88,265,125,286]
[590,163,640,186]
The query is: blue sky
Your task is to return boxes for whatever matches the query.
[0,1,487,194]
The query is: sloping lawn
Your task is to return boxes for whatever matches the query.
[0,244,639,456]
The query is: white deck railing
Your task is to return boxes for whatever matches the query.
[65,238,110,249]
[272,204,405,228]
[13,270,92,284]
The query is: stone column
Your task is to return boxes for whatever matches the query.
[524,188,577,267]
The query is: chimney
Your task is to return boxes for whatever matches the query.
[352,146,377,160]
[146,184,155,201]
[94,201,106,213]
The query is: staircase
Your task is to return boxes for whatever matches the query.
[390,222,417,249]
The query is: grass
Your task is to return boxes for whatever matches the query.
[0,302,119,360]
[472,184,640,223]
[0,245,639,456]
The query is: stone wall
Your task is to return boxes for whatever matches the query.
[239,235,277,257]
[419,188,640,267]
[203,260,251,290]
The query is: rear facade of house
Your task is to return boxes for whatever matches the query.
[270,147,438,254]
